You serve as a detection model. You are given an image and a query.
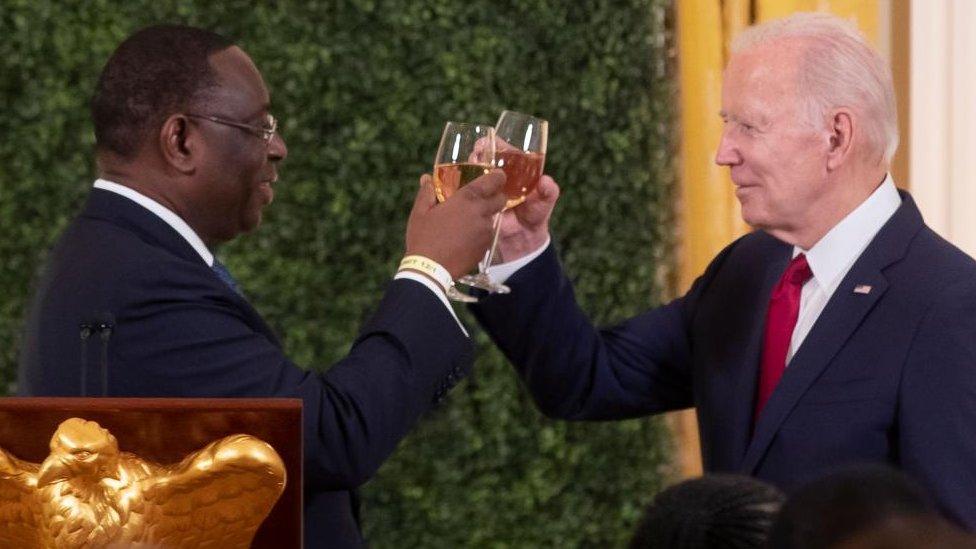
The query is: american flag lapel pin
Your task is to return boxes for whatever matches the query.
[853,284,872,295]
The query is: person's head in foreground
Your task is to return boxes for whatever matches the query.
[765,464,958,549]
[628,474,786,549]
[831,513,976,549]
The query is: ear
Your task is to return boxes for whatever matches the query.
[158,114,198,175]
[825,108,855,171]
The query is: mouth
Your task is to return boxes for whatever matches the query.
[257,177,276,204]
[733,183,760,198]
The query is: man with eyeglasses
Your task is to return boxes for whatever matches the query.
[18,25,506,547]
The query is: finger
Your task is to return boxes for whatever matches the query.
[520,175,559,207]
[482,170,509,213]
[411,174,437,215]
[493,135,518,153]
[464,168,506,198]
[536,175,560,203]
[487,189,508,214]
[469,136,495,164]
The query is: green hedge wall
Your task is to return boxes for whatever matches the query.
[0,0,677,545]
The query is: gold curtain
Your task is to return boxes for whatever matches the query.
[671,0,880,478]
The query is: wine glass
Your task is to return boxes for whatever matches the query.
[431,121,496,303]
[459,110,548,293]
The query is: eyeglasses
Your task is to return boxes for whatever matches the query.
[186,113,278,144]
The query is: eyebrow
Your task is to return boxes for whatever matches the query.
[718,110,770,127]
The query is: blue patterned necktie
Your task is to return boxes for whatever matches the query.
[212,259,244,296]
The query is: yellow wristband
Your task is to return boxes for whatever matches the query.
[398,255,453,293]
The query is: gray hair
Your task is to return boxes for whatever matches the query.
[732,12,898,164]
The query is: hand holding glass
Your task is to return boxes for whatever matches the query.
[431,121,496,302]
[458,110,549,293]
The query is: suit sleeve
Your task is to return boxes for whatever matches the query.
[899,280,976,529]
[114,259,471,491]
[471,242,736,421]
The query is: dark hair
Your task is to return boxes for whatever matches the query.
[629,475,786,549]
[91,24,233,158]
[766,465,937,549]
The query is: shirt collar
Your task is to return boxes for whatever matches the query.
[93,179,214,266]
[794,173,901,296]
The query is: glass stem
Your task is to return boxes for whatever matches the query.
[480,211,504,273]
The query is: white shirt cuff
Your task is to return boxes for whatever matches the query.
[486,236,551,284]
[393,272,469,338]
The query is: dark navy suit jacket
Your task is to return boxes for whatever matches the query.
[473,193,976,528]
[19,189,472,548]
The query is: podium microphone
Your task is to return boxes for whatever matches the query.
[78,311,115,397]
[96,312,115,397]
[78,322,94,397]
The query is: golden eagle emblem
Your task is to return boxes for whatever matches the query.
[0,417,286,548]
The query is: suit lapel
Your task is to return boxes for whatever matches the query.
[739,191,924,474]
[740,268,888,473]
[720,245,790,467]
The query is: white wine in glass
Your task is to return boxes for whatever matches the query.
[495,110,548,209]
[431,121,496,303]
[433,162,490,203]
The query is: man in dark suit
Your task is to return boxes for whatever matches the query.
[18,25,506,547]
[473,13,976,528]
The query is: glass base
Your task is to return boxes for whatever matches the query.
[446,284,479,303]
[458,273,511,294]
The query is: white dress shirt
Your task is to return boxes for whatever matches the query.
[93,179,468,336]
[786,174,900,363]
[95,179,215,265]
[490,174,902,366]
[486,235,551,284]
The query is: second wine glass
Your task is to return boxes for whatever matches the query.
[459,110,548,293]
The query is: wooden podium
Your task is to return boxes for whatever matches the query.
[0,397,302,548]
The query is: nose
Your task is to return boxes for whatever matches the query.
[268,132,288,162]
[714,128,740,167]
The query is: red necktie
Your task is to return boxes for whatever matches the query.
[754,253,813,422]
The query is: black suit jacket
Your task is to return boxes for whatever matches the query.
[19,189,472,547]
[473,193,976,528]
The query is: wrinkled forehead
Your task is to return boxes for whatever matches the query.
[723,41,807,116]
